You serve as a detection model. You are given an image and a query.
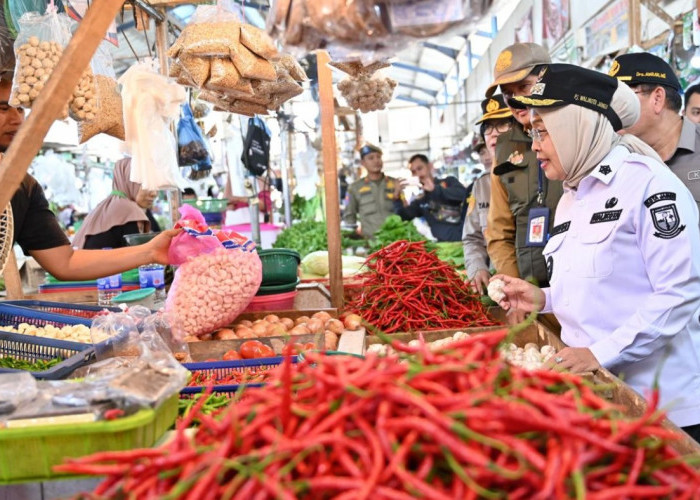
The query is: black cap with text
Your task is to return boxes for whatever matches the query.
[609,52,681,92]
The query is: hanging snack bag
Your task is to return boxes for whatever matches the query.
[77,43,125,143]
[230,42,277,81]
[10,6,72,114]
[178,5,240,58]
[166,204,262,337]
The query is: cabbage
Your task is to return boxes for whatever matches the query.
[301,251,367,277]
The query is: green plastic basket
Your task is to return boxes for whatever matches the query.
[0,393,178,483]
[182,198,228,213]
[258,249,300,286]
[256,278,300,296]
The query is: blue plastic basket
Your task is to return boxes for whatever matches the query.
[0,330,95,379]
[1,300,120,321]
[181,356,297,394]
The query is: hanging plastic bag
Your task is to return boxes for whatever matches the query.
[77,42,125,143]
[9,6,73,115]
[177,102,210,166]
[166,204,262,337]
[119,59,186,190]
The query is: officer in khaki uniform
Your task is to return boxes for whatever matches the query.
[484,43,563,287]
[610,52,700,222]
[343,144,398,238]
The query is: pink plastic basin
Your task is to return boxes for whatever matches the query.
[244,291,297,312]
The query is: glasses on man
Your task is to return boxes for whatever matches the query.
[528,128,549,142]
[484,121,512,135]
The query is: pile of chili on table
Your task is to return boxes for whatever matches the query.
[58,329,700,499]
[347,240,498,333]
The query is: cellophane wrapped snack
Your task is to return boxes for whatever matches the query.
[9,6,72,115]
[166,205,262,337]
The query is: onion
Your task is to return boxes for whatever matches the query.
[343,314,362,331]
[295,315,310,326]
[235,326,255,339]
[200,333,213,341]
[215,328,237,340]
[252,322,269,337]
[325,319,344,334]
[312,311,332,323]
[280,317,295,330]
[239,320,253,327]
[306,318,324,334]
[264,314,280,323]
[324,331,338,350]
[267,323,287,337]
[289,325,310,336]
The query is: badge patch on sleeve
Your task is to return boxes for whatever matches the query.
[644,192,676,207]
[650,203,685,239]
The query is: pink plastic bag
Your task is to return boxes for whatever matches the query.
[166,205,262,337]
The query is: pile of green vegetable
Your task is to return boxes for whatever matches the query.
[369,215,424,252]
[273,220,366,258]
[0,356,62,371]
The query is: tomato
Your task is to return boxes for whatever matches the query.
[222,350,241,361]
[240,340,265,359]
[258,345,275,358]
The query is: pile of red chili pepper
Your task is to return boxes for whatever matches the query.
[186,366,272,388]
[347,240,498,333]
[58,329,700,499]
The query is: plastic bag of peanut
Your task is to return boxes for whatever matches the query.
[10,7,73,116]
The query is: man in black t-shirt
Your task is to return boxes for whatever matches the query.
[2,76,177,280]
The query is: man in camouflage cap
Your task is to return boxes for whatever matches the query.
[610,52,700,219]
[343,144,398,238]
[485,43,563,303]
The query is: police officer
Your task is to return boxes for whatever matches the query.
[484,43,563,289]
[462,95,513,293]
[343,144,397,238]
[610,52,700,219]
[493,64,700,438]
[393,154,468,242]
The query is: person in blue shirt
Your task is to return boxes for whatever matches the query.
[392,154,468,242]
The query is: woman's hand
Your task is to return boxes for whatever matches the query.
[469,269,491,295]
[543,347,601,373]
[490,274,546,313]
[146,228,181,265]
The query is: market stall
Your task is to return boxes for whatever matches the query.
[0,0,700,498]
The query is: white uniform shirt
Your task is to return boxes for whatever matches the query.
[541,145,700,427]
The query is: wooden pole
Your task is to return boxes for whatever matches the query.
[629,0,642,47]
[316,50,344,310]
[4,252,24,299]
[0,0,124,214]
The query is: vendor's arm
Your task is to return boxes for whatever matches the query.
[426,176,468,204]
[394,197,422,221]
[31,229,179,281]
[589,177,700,370]
[485,172,520,278]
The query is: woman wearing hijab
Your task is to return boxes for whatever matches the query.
[492,64,700,438]
[74,158,160,249]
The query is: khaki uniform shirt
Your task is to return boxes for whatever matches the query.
[462,171,491,278]
[486,124,563,286]
[667,117,700,220]
[343,175,397,238]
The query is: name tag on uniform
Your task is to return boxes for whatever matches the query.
[526,207,550,247]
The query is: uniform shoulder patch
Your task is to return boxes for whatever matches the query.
[644,191,676,208]
[650,203,685,239]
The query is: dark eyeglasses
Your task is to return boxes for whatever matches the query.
[484,121,512,134]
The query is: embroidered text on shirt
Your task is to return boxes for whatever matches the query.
[644,192,676,208]
[590,210,622,224]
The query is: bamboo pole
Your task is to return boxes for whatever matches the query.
[316,50,344,310]
[0,0,124,214]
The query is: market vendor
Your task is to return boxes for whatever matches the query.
[462,95,513,292]
[343,144,397,238]
[392,154,468,242]
[492,64,700,438]
[0,76,178,281]
[609,52,700,218]
[73,158,161,249]
[484,43,563,290]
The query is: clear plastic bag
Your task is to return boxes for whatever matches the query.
[166,204,262,337]
[119,59,186,190]
[77,42,125,143]
[9,6,73,113]
[178,5,241,58]
[177,103,211,167]
[0,372,37,411]
[90,311,143,361]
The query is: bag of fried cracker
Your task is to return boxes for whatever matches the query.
[77,43,126,144]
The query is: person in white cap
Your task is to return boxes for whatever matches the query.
[492,64,700,440]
